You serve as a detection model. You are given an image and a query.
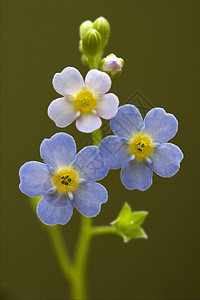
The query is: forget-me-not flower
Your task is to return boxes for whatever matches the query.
[99,104,183,191]
[48,67,119,133]
[19,133,108,225]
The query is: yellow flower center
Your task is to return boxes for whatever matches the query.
[128,135,153,160]
[53,168,78,193]
[73,91,96,113]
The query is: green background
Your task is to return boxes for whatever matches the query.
[1,0,200,299]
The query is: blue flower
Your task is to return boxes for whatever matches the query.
[99,105,183,191]
[19,133,109,225]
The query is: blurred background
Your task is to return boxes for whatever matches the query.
[1,0,200,299]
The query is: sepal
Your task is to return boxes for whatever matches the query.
[111,203,148,242]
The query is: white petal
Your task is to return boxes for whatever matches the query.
[53,67,84,97]
[96,93,119,119]
[76,113,102,133]
[85,69,111,96]
[48,97,77,128]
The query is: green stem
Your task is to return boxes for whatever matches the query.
[70,130,103,298]
[47,226,76,282]
[91,225,117,236]
[88,52,102,69]
[92,128,102,146]
[30,197,76,284]
[30,53,108,299]
[71,216,92,299]
[31,197,117,299]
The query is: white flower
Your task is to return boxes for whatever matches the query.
[48,67,119,133]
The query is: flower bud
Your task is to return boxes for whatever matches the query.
[81,54,89,65]
[93,17,110,48]
[100,53,124,78]
[79,40,83,53]
[82,29,102,57]
[79,20,93,39]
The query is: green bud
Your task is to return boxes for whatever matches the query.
[82,29,102,58]
[111,203,148,242]
[79,40,83,53]
[79,20,93,39]
[81,54,89,66]
[93,16,110,48]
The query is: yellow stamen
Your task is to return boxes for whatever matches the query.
[74,91,96,113]
[53,168,78,193]
[128,135,153,160]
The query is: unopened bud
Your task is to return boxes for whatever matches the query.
[82,29,102,57]
[81,54,89,65]
[79,40,83,53]
[93,17,110,48]
[100,53,124,77]
[79,20,93,39]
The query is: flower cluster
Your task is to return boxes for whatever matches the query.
[19,21,183,226]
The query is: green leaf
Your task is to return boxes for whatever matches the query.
[111,203,148,242]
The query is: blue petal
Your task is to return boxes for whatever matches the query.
[40,132,76,169]
[74,182,108,217]
[121,160,153,191]
[110,105,143,139]
[99,136,132,169]
[19,161,53,197]
[37,192,73,225]
[150,143,183,177]
[143,108,178,143]
[72,146,108,181]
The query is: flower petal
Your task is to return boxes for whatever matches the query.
[85,69,111,96]
[110,104,144,139]
[72,146,108,181]
[19,161,53,197]
[96,93,119,119]
[37,193,73,225]
[48,97,77,128]
[99,136,132,169]
[40,132,76,169]
[74,182,108,217]
[53,67,84,97]
[143,108,178,143]
[150,143,183,177]
[76,113,102,133]
[121,160,153,191]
